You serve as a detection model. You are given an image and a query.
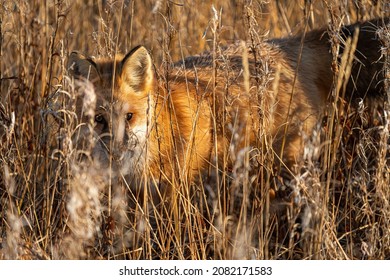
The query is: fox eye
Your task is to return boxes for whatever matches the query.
[126,113,133,121]
[95,114,105,123]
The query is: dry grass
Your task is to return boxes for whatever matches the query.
[0,0,389,260]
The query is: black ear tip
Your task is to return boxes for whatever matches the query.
[68,52,79,72]
[122,45,150,64]
[67,51,98,79]
[69,51,86,61]
[131,45,145,52]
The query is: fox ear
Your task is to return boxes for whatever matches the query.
[120,46,154,92]
[68,51,99,81]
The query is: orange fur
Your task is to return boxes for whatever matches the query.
[68,18,387,188]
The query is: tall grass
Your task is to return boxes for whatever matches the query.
[0,0,389,259]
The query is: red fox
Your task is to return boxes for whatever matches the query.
[68,18,387,189]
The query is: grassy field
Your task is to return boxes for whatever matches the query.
[0,0,389,259]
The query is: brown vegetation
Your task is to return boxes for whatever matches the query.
[0,0,389,260]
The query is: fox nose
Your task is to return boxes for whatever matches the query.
[111,135,130,162]
[111,147,125,161]
[111,143,133,162]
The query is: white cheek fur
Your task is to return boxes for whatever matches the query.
[132,124,148,146]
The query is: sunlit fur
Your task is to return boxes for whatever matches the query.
[68,18,387,188]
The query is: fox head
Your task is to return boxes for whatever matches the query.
[67,46,155,178]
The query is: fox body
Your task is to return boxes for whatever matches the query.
[68,18,387,187]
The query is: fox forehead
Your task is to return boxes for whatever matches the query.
[93,61,149,97]
[95,90,149,116]
[94,98,133,119]
[93,74,137,107]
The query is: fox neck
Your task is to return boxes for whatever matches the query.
[146,81,211,185]
[147,83,189,184]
